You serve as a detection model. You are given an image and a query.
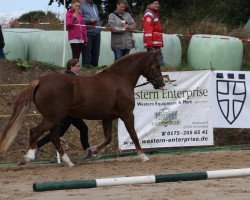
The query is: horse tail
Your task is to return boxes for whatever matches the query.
[0,80,39,153]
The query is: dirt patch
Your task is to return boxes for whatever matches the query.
[0,150,249,200]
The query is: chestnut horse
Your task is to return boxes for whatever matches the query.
[0,51,165,167]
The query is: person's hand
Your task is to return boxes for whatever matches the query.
[84,42,88,46]
[91,19,98,24]
[124,24,131,31]
[73,12,79,18]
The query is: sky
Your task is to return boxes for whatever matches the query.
[0,0,65,25]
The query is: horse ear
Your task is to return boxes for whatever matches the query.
[149,48,160,57]
[148,47,155,52]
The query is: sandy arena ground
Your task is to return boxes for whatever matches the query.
[0,150,249,200]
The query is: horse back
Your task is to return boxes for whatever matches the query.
[71,72,135,119]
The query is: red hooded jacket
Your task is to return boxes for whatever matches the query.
[143,6,163,48]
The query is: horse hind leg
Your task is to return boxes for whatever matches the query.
[122,113,149,162]
[18,119,56,165]
[49,125,75,167]
[86,119,112,158]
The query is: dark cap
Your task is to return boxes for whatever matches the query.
[149,0,158,4]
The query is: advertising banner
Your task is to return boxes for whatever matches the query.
[212,71,250,128]
[118,71,214,150]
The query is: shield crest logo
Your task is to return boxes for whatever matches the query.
[216,78,246,124]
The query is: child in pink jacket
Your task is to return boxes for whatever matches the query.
[66,0,88,60]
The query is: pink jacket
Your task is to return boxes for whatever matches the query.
[66,8,88,42]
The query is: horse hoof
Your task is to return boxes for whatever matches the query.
[84,148,92,159]
[84,148,98,160]
[18,156,30,165]
[139,153,150,162]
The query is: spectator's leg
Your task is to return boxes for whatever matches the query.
[113,49,123,61]
[71,43,84,60]
[0,48,5,59]
[82,34,92,66]
[70,43,78,59]
[77,43,85,60]
[123,48,130,57]
[90,33,101,67]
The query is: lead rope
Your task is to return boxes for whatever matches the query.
[135,75,176,88]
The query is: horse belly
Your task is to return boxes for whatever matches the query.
[69,79,129,120]
[69,100,119,120]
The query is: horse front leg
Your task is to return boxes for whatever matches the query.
[50,125,75,167]
[122,113,149,162]
[86,119,112,158]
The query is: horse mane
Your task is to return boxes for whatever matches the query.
[98,52,148,74]
[111,52,147,68]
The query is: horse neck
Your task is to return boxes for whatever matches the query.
[111,54,148,88]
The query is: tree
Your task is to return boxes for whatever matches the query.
[18,11,61,23]
[48,0,71,10]
[48,0,250,27]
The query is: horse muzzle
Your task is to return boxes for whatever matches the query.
[152,77,165,89]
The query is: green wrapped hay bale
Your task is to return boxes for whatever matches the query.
[2,31,26,60]
[162,34,182,67]
[99,31,114,66]
[3,28,45,60]
[28,31,72,67]
[187,34,243,70]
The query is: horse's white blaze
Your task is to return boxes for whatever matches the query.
[62,153,75,167]
[25,148,37,161]
[139,153,150,162]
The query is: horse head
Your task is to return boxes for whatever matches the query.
[144,51,165,89]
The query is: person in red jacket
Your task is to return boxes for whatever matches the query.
[143,0,164,66]
[66,0,88,60]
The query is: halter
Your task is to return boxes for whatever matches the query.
[135,75,170,88]
[135,54,163,88]
[145,55,162,83]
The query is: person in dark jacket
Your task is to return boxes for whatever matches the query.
[0,25,5,59]
[37,58,90,154]
[81,0,101,67]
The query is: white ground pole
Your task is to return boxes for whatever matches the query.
[62,0,67,67]
[207,168,250,179]
[33,168,250,192]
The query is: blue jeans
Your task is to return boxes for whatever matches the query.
[0,48,5,59]
[82,33,101,67]
[113,48,130,61]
